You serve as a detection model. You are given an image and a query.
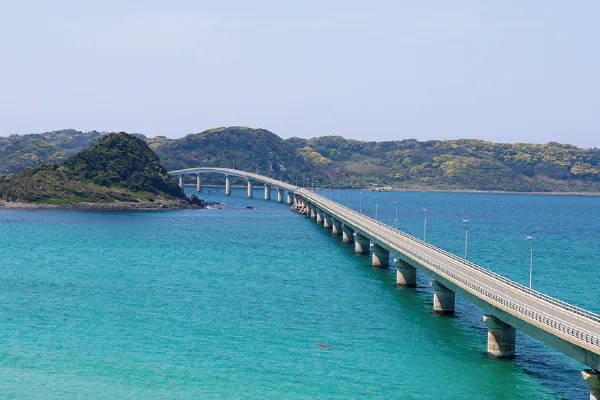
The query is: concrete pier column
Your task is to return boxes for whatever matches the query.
[483,315,516,357]
[431,281,455,315]
[264,185,271,200]
[178,175,183,188]
[582,370,600,400]
[196,174,203,192]
[316,209,324,224]
[286,192,293,204]
[342,225,354,243]
[277,188,284,203]
[323,214,332,228]
[310,204,317,219]
[354,232,370,254]
[247,181,254,198]
[225,176,232,196]
[394,259,416,287]
[370,244,389,267]
[332,219,342,235]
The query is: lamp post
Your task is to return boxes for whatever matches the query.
[527,236,534,289]
[394,201,399,230]
[463,219,469,260]
[423,209,428,242]
[359,192,363,214]
[375,197,379,220]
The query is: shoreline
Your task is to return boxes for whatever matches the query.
[185,183,600,197]
[0,199,222,211]
[338,188,600,197]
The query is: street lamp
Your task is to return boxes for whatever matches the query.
[374,196,379,220]
[423,209,428,242]
[394,201,399,230]
[359,192,363,214]
[463,219,469,260]
[527,236,534,288]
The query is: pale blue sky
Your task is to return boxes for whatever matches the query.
[1,1,599,147]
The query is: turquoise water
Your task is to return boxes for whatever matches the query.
[1,187,599,399]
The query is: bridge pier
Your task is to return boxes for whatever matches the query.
[310,204,317,219]
[332,219,342,235]
[277,188,284,203]
[286,192,293,204]
[179,175,183,188]
[225,176,231,196]
[196,174,202,192]
[431,281,455,315]
[370,244,389,267]
[323,214,332,228]
[342,225,354,243]
[316,209,324,224]
[483,315,516,358]
[395,259,416,287]
[247,181,253,198]
[354,232,370,254]
[264,185,271,200]
[582,370,600,400]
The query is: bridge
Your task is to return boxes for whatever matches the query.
[169,167,600,398]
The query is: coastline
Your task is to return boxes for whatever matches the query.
[355,188,600,197]
[0,198,221,211]
[187,184,600,197]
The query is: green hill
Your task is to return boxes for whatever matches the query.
[148,126,333,184]
[289,136,600,191]
[0,132,184,204]
[3,127,600,192]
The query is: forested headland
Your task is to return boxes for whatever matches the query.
[2,127,600,192]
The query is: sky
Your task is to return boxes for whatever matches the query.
[0,0,599,147]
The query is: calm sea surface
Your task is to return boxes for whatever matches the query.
[1,187,599,399]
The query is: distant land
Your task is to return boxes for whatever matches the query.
[2,127,600,192]
[0,132,205,209]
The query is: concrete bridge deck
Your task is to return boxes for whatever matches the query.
[169,167,600,396]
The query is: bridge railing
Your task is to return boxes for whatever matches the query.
[370,212,600,324]
[301,190,600,326]
[301,190,600,346]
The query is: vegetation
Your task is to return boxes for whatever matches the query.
[3,127,600,192]
[148,126,333,185]
[0,132,183,204]
[287,136,600,191]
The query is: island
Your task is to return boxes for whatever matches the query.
[0,132,208,210]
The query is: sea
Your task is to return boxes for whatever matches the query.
[1,187,599,399]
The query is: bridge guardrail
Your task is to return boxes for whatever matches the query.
[305,190,600,323]
[300,190,600,346]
